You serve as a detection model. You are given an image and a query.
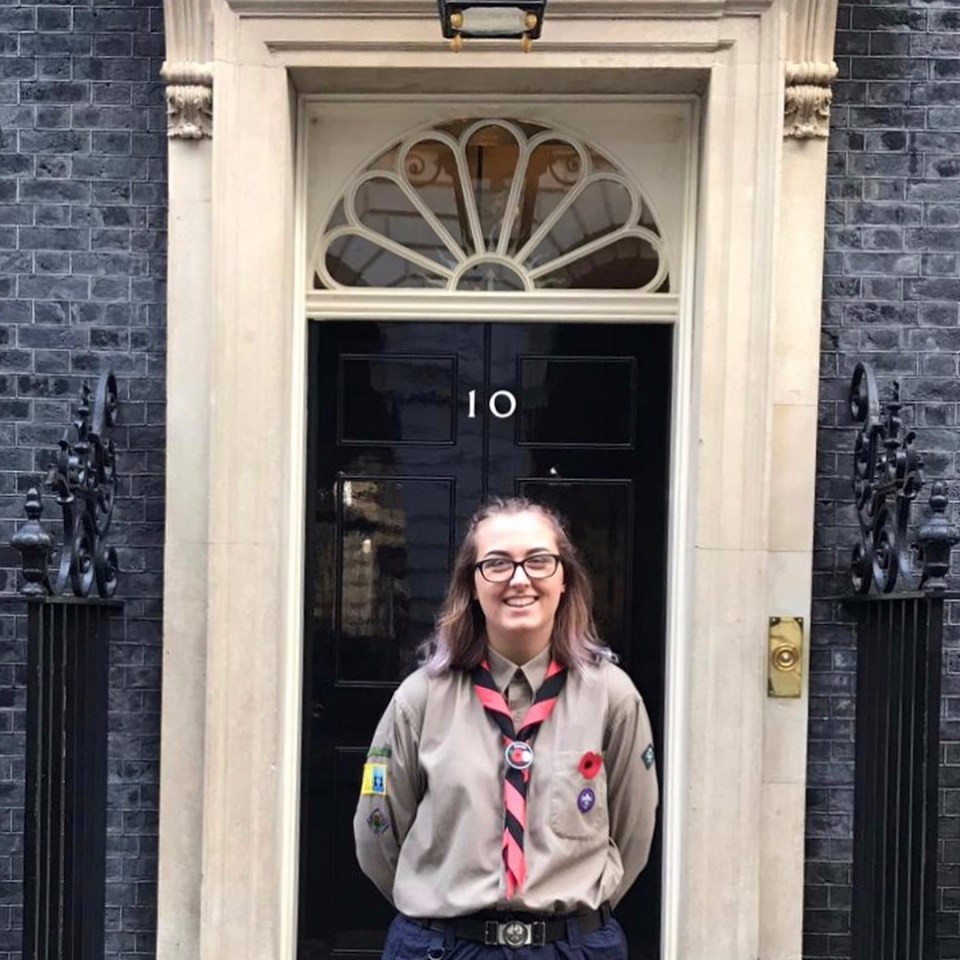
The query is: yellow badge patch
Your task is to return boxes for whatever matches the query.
[361,762,388,797]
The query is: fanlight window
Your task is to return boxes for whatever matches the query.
[312,119,670,293]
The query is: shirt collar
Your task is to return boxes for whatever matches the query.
[486,644,553,694]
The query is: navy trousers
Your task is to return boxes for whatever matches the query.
[383,914,629,960]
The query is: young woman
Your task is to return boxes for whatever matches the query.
[354,497,658,959]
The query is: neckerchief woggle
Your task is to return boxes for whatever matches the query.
[471,657,568,898]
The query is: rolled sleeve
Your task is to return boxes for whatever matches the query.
[353,694,422,905]
[604,694,659,907]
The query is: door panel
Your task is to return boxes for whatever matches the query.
[300,321,670,960]
[338,355,460,445]
[517,357,637,447]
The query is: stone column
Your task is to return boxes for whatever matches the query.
[761,0,839,956]
[157,0,213,954]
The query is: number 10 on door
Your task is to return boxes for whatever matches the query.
[467,389,517,420]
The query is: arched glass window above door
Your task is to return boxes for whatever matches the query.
[311,119,670,293]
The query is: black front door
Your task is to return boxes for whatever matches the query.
[299,320,671,960]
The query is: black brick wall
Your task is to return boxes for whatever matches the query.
[0,0,166,954]
[2,0,959,958]
[808,3,960,959]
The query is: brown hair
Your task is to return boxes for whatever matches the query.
[420,497,612,674]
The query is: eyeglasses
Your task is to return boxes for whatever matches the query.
[474,554,562,583]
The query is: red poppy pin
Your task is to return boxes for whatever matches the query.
[578,751,603,779]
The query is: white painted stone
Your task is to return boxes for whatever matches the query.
[157,2,840,959]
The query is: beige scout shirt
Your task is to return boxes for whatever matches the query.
[353,645,658,918]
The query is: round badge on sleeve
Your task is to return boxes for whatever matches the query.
[577,787,596,813]
[505,741,534,771]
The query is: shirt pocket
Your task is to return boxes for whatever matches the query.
[548,750,609,840]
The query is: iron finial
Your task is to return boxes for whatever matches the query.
[917,480,959,594]
[11,488,54,597]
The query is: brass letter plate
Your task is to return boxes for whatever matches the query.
[768,616,803,698]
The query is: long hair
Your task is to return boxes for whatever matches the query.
[420,497,612,674]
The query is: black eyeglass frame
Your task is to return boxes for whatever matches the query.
[473,554,562,583]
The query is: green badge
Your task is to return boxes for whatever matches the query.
[641,743,655,770]
[367,807,390,835]
[367,745,392,760]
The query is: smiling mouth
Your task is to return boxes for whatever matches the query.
[504,597,537,607]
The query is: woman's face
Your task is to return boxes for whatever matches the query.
[472,510,566,649]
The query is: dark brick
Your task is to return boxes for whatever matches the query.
[907,278,960,300]
[849,106,905,129]
[93,82,133,106]
[34,251,70,274]
[16,325,86,349]
[19,129,90,154]
[37,57,71,81]
[848,152,921,177]
[19,81,89,103]
[17,274,89,299]
[19,179,88,203]
[20,32,91,58]
[850,57,926,82]
[925,204,960,227]
[91,130,130,155]
[75,58,149,82]
[72,156,147,180]
[922,253,958,276]
[72,106,147,131]
[0,351,33,373]
[0,253,33,275]
[36,8,71,31]
[18,227,88,251]
[848,202,922,225]
[870,34,909,57]
[906,229,960,252]
[94,35,131,57]
[931,10,960,31]
[35,205,69,228]
[913,34,960,58]
[863,130,906,152]
[842,252,920,275]
[91,277,128,300]
[851,8,925,31]
[0,155,32,178]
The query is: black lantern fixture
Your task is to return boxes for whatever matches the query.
[438,1,547,52]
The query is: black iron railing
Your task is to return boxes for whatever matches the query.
[845,361,959,960]
[10,372,121,960]
[850,592,947,960]
[23,599,115,960]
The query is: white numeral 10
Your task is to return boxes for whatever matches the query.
[467,389,518,420]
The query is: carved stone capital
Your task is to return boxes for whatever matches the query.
[161,0,212,138]
[784,60,838,139]
[784,0,840,139]
[161,61,213,139]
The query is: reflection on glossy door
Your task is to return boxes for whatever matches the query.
[300,322,670,960]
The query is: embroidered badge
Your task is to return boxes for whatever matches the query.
[577,787,596,813]
[578,751,603,779]
[367,745,392,760]
[642,743,655,770]
[367,807,390,835]
[361,762,388,796]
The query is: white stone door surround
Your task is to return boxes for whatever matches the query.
[156,2,840,959]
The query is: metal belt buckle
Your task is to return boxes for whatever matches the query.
[485,920,546,948]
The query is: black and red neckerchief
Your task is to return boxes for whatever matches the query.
[471,657,567,898]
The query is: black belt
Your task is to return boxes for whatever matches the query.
[415,902,612,948]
